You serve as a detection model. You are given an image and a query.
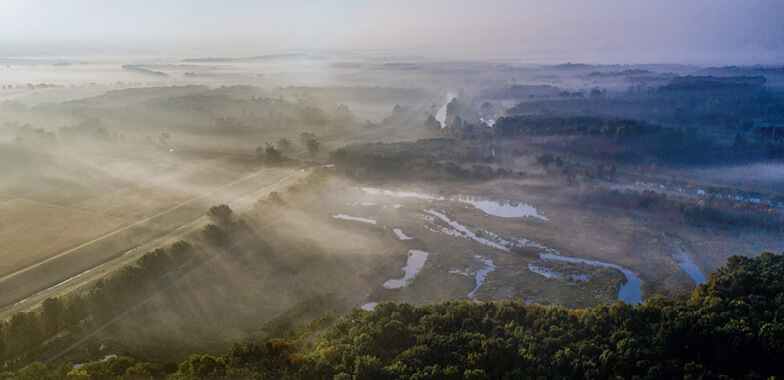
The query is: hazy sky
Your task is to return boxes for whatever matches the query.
[1,0,782,64]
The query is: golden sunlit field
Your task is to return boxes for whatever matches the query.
[0,1,782,378]
[0,198,127,277]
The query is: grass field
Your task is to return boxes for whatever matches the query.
[0,198,128,277]
[0,152,306,319]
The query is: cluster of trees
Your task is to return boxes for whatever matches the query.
[536,153,564,167]
[330,138,522,181]
[506,75,784,130]
[752,125,784,158]
[0,204,258,372]
[256,144,285,165]
[121,65,169,78]
[5,252,783,379]
[255,134,321,165]
[7,118,121,143]
[0,204,248,371]
[7,119,142,145]
[1,83,62,91]
[493,115,732,165]
[0,241,196,369]
[202,204,250,248]
[298,133,320,156]
[589,188,784,232]
[480,84,561,100]
[26,85,353,141]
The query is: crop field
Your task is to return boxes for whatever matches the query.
[0,198,128,277]
[0,144,305,318]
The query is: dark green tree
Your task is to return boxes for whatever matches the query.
[40,297,64,337]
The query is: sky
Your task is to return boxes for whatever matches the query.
[0,0,782,65]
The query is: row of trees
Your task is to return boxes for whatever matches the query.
[492,115,734,165]
[0,241,196,369]
[506,75,784,130]
[255,134,321,165]
[435,111,783,165]
[751,125,784,158]
[588,188,784,232]
[0,204,249,371]
[330,138,524,181]
[4,252,783,379]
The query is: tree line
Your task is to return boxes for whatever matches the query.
[0,204,253,372]
[330,138,523,182]
[2,252,782,379]
[584,188,784,232]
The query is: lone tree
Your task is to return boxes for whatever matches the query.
[298,132,315,147]
[41,297,64,337]
[306,139,320,156]
[208,204,233,227]
[581,169,594,184]
[276,138,292,152]
[257,143,283,164]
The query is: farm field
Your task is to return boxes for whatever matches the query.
[0,143,306,318]
[0,198,127,278]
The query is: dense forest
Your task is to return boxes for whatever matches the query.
[504,75,784,129]
[583,188,784,232]
[1,252,781,379]
[490,115,781,164]
[330,139,507,181]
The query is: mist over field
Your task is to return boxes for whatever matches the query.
[0,1,783,379]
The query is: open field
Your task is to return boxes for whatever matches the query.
[0,199,128,277]
[0,145,308,318]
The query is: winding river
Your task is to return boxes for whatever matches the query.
[435,92,455,128]
[540,252,643,304]
[363,188,546,219]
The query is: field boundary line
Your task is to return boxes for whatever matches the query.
[43,193,318,365]
[0,168,276,285]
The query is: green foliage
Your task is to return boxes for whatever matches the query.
[68,356,137,379]
[304,252,784,379]
[592,188,784,231]
[256,143,285,165]
[202,224,229,247]
[3,252,783,379]
[306,139,320,156]
[330,139,518,181]
[492,115,747,165]
[208,204,233,227]
[40,298,64,337]
[173,354,227,379]
[0,241,196,368]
